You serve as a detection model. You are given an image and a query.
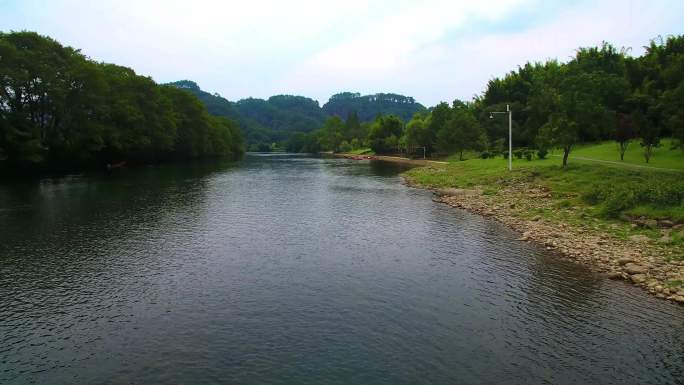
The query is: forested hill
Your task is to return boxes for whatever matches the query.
[166,80,326,148]
[322,92,425,122]
[0,32,244,174]
[167,81,424,149]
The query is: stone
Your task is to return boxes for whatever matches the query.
[624,263,648,275]
[628,234,650,243]
[658,219,675,228]
[674,296,684,303]
[437,188,466,197]
[606,271,623,280]
[659,235,673,245]
[644,219,658,229]
[617,257,634,265]
[630,274,647,284]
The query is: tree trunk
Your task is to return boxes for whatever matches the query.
[619,141,626,161]
[644,145,652,163]
[562,146,570,167]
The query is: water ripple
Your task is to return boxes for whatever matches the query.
[0,154,682,385]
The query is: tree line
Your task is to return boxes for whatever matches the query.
[167,82,427,152]
[0,32,244,174]
[290,36,684,166]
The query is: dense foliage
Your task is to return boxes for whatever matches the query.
[470,37,684,165]
[168,80,327,150]
[291,36,684,162]
[168,82,426,152]
[322,92,425,122]
[0,32,244,174]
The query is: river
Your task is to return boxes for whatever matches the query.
[1,154,682,384]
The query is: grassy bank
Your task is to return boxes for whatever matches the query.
[403,154,684,261]
[341,148,375,155]
[571,139,684,170]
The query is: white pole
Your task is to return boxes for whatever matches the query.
[507,104,512,171]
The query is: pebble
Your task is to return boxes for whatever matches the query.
[628,234,651,243]
[617,257,634,265]
[624,264,648,275]
[630,274,647,284]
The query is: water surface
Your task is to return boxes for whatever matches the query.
[1,154,682,384]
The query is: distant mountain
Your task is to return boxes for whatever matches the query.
[166,81,425,147]
[322,92,425,122]
[167,80,241,118]
[166,81,325,146]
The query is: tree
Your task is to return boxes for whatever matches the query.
[539,113,578,167]
[368,115,403,154]
[0,31,244,174]
[343,111,362,140]
[321,116,344,152]
[614,113,636,160]
[404,112,431,156]
[435,104,484,160]
[632,109,660,163]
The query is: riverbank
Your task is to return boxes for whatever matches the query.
[331,152,448,166]
[402,157,684,304]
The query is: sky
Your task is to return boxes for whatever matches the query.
[1,0,683,106]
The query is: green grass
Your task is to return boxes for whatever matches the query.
[404,146,684,260]
[405,155,683,216]
[626,205,684,222]
[570,139,684,170]
[341,148,374,155]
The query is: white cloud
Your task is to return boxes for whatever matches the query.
[277,0,683,105]
[2,0,683,106]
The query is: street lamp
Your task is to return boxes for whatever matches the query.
[489,104,512,171]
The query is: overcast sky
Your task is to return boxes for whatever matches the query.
[1,0,683,106]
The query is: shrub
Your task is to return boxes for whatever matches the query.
[514,149,524,159]
[583,180,684,217]
[480,151,491,159]
[524,150,533,161]
[537,149,548,159]
[502,151,509,159]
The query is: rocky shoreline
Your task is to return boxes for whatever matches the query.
[409,181,684,304]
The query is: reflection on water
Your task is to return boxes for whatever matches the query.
[1,154,682,385]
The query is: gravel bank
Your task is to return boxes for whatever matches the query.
[416,182,684,304]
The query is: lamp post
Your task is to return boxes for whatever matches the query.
[490,104,512,171]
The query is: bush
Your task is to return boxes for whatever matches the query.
[339,140,352,152]
[480,151,491,159]
[583,180,684,217]
[502,151,509,159]
[524,150,533,161]
[514,149,524,159]
[537,149,548,159]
